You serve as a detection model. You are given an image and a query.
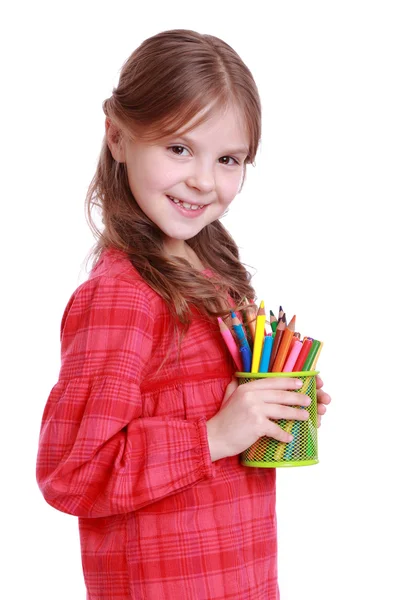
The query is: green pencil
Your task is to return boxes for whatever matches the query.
[302,339,321,371]
[270,310,277,333]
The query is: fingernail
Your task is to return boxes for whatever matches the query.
[294,379,303,388]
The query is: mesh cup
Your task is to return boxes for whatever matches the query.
[235,371,319,468]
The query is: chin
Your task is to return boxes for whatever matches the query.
[164,228,203,240]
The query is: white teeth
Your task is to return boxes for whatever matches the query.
[168,196,204,210]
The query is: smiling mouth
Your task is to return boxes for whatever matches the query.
[167,195,205,211]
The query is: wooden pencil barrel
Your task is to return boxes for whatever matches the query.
[236,371,319,468]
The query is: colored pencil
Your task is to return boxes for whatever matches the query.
[285,332,300,358]
[271,314,296,372]
[302,339,321,371]
[269,310,278,333]
[284,420,301,460]
[251,301,266,373]
[217,317,242,371]
[269,313,286,369]
[292,337,313,371]
[259,334,273,373]
[282,338,303,372]
[240,345,252,372]
[244,298,257,340]
[310,341,323,370]
[231,312,252,359]
[264,319,272,336]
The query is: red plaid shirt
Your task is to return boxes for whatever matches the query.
[36,248,278,599]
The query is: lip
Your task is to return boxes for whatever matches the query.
[167,195,208,218]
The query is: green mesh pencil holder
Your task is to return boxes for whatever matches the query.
[235,371,319,468]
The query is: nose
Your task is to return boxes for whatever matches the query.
[186,159,215,194]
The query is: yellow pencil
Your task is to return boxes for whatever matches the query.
[251,300,266,373]
[310,341,323,370]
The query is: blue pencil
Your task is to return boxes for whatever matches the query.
[231,311,253,358]
[240,345,252,372]
[258,335,273,373]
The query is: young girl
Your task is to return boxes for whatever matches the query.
[36,29,330,600]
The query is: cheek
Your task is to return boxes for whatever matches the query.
[219,173,244,203]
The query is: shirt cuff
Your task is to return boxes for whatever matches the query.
[196,416,219,478]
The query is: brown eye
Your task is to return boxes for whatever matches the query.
[219,156,238,166]
[169,146,188,156]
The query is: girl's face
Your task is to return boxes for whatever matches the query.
[113,104,249,256]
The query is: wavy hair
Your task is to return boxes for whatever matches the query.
[85,29,262,334]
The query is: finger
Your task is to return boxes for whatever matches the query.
[265,421,296,443]
[244,377,305,392]
[317,403,327,416]
[221,377,239,407]
[265,404,310,421]
[317,389,331,405]
[263,391,312,407]
[316,375,324,389]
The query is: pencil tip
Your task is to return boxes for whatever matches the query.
[231,311,236,318]
[260,300,264,308]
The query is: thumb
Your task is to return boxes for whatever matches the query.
[221,376,239,407]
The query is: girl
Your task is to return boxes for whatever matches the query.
[36,29,330,600]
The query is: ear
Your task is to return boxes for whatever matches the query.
[105,117,126,163]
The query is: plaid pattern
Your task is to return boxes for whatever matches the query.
[36,248,279,599]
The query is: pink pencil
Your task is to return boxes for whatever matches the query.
[217,317,243,371]
[283,338,303,372]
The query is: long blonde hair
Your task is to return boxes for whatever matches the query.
[85,29,261,333]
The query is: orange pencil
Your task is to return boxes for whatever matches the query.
[271,315,296,372]
[269,313,286,369]
[286,331,300,355]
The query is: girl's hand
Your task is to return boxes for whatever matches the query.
[206,377,312,462]
[316,375,331,427]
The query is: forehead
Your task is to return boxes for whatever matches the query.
[175,103,249,146]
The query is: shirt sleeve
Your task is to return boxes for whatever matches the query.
[36,275,216,518]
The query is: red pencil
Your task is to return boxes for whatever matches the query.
[292,337,313,371]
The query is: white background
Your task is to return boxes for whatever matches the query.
[2,1,399,598]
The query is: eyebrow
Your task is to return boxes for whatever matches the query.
[176,134,249,156]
